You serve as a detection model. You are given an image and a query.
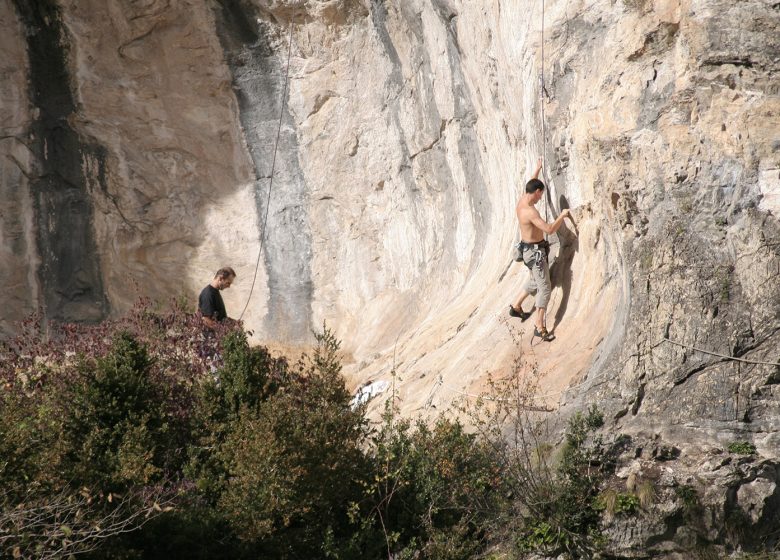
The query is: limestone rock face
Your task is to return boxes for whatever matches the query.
[558,0,780,451]
[1,0,779,551]
[0,1,37,329]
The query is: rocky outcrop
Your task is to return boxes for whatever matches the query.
[597,435,780,557]
[0,0,778,552]
[557,0,780,460]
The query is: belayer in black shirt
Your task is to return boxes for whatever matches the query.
[198,267,236,329]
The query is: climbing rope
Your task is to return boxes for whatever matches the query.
[540,0,549,225]
[238,23,295,321]
[660,337,780,367]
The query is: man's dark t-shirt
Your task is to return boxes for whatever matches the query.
[199,285,227,322]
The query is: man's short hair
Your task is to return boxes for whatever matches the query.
[525,179,545,194]
[215,267,236,280]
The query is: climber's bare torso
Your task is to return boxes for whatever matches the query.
[516,197,546,243]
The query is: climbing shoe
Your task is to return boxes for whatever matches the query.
[533,326,555,342]
[509,305,530,321]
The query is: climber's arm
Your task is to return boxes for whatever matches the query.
[531,157,543,180]
[531,208,571,235]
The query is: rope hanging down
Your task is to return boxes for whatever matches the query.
[540,0,548,224]
[238,23,295,321]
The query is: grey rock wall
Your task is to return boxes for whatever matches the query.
[213,1,313,342]
[555,0,780,453]
[0,0,37,337]
[12,0,109,324]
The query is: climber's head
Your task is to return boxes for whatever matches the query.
[525,178,545,203]
[525,178,544,193]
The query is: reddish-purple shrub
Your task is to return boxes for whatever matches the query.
[1,298,238,392]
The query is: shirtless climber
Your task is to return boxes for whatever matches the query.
[199,267,236,329]
[509,158,571,342]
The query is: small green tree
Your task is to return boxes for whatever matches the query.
[215,326,371,558]
[217,330,288,415]
[0,331,176,559]
[187,329,290,503]
[365,399,507,560]
[465,362,608,559]
[60,332,167,490]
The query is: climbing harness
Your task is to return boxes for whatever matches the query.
[517,239,550,271]
[238,23,295,322]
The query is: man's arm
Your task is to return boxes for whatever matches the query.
[531,157,542,180]
[531,208,571,235]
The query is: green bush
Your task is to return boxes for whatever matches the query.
[728,441,757,455]
[59,332,170,491]
[186,329,290,503]
[0,389,62,495]
[501,403,608,557]
[216,330,289,416]
[214,328,371,558]
[615,492,640,515]
[0,303,223,559]
[365,405,506,560]
[676,484,699,508]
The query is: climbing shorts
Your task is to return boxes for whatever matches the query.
[522,244,551,309]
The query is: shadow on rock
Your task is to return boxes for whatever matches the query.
[550,195,579,333]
